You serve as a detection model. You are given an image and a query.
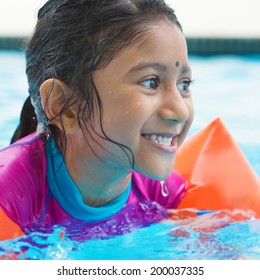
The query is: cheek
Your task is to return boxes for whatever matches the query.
[101,104,142,145]
[103,94,146,132]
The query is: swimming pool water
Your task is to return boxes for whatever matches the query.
[1,208,260,260]
[189,54,260,176]
[0,51,260,260]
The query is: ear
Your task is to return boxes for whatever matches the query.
[39,79,79,134]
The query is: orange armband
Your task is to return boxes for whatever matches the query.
[174,118,260,217]
[0,208,25,241]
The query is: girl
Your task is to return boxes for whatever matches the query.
[2,0,259,242]
[0,0,193,240]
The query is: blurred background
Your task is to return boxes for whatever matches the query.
[1,0,259,37]
[0,0,260,175]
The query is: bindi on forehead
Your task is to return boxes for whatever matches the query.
[175,61,180,67]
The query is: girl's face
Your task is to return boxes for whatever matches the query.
[82,21,194,180]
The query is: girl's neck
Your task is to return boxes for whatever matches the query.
[64,139,132,207]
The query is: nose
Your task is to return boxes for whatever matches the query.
[158,88,190,124]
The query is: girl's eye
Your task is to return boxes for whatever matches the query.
[177,80,193,95]
[140,77,160,91]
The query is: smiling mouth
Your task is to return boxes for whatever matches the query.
[141,133,178,152]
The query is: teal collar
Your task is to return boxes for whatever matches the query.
[45,138,131,222]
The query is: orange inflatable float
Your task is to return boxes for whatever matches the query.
[174,117,260,216]
[0,208,24,241]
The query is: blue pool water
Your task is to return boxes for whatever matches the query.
[0,51,260,260]
[1,208,260,260]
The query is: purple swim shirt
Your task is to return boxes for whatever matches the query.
[0,133,187,234]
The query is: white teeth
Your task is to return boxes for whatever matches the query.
[147,135,173,147]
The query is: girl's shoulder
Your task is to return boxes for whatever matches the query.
[0,133,48,229]
[0,133,46,183]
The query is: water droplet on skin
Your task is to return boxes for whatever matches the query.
[160,181,169,197]
[105,189,112,196]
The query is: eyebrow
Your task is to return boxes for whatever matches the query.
[128,62,167,74]
[128,62,192,76]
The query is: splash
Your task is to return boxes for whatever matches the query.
[1,207,260,260]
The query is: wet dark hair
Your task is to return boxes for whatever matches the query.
[11,96,37,143]
[11,0,182,165]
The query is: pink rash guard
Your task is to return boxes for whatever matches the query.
[0,133,187,234]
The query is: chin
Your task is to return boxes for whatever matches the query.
[134,162,174,181]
